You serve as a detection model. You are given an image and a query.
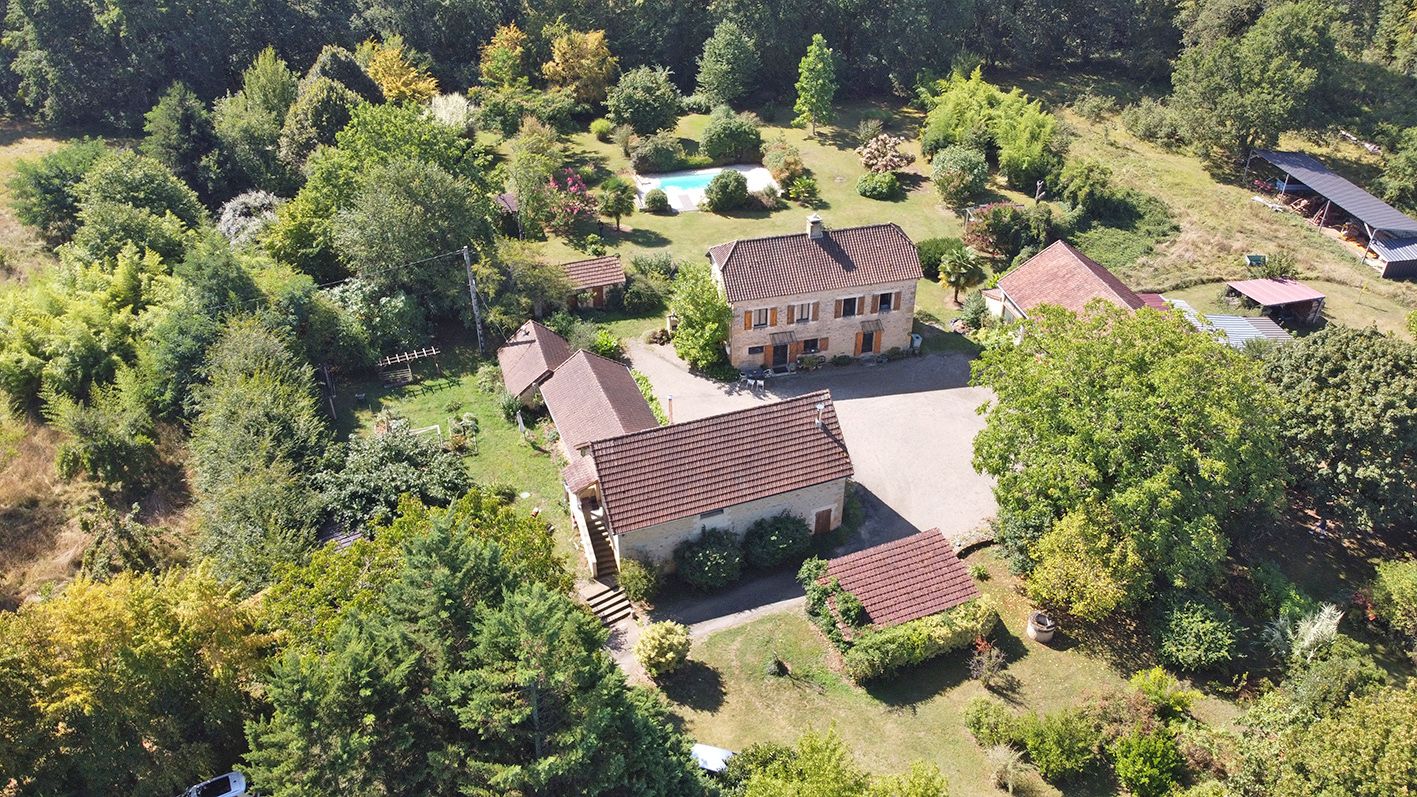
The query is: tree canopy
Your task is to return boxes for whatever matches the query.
[972,305,1287,610]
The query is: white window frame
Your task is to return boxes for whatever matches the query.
[794,302,813,323]
[878,292,894,313]
[752,308,770,328]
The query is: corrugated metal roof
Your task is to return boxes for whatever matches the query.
[1253,150,1417,235]
[1370,236,1417,264]
[1168,298,1293,349]
[1226,278,1326,306]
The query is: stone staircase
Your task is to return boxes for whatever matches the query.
[586,582,632,625]
[586,511,617,579]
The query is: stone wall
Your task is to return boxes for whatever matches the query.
[725,280,918,368]
[616,477,847,569]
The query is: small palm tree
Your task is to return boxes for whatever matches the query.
[939,245,987,305]
[598,176,636,231]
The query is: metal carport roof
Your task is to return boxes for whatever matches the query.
[1251,150,1417,236]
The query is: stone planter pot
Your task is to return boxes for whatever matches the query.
[1027,611,1056,643]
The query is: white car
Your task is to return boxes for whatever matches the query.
[182,772,247,797]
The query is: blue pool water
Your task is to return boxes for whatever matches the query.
[655,171,718,191]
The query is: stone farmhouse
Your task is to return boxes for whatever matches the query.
[494,324,855,581]
[708,215,923,370]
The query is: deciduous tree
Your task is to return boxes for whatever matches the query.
[607,65,682,134]
[695,21,758,106]
[668,260,732,369]
[542,28,618,105]
[972,305,1287,599]
[793,34,837,136]
[1261,327,1417,530]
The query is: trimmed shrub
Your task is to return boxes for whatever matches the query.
[634,621,690,679]
[703,169,749,212]
[1158,598,1237,671]
[742,512,811,569]
[643,188,671,213]
[673,528,743,591]
[701,106,762,164]
[1018,709,1101,782]
[842,596,999,681]
[932,145,989,207]
[965,695,1019,746]
[1372,559,1417,642]
[856,171,901,200]
[1111,730,1183,797]
[589,117,613,141]
[916,237,964,281]
[630,130,686,173]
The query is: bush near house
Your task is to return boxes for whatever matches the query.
[619,557,661,603]
[841,596,999,681]
[1157,597,1237,671]
[703,169,749,212]
[742,512,811,569]
[643,188,671,213]
[635,621,691,678]
[673,528,743,591]
[855,171,900,200]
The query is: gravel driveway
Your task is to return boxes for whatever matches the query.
[625,340,998,546]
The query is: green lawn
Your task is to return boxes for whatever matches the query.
[541,102,1033,267]
[330,337,582,569]
[665,549,1238,797]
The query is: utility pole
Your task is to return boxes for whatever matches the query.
[463,246,485,355]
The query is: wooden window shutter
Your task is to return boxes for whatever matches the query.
[786,304,795,323]
[853,332,863,356]
[870,294,880,313]
[873,333,882,353]
[893,291,902,311]
[819,336,828,351]
[811,302,820,321]
[743,311,752,330]
[761,346,771,366]
[834,298,843,318]
[769,307,778,326]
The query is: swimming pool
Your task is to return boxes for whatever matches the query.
[635,165,778,212]
[656,171,717,191]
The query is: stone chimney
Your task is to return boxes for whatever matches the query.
[807,213,823,240]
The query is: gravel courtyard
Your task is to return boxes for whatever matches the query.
[625,340,998,547]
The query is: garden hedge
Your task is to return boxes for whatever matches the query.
[843,595,999,681]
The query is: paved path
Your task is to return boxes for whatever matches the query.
[622,341,999,637]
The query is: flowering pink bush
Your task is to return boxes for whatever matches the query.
[856,133,914,173]
[546,169,596,235]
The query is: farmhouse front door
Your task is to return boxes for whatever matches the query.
[814,508,833,534]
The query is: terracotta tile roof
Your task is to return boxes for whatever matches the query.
[541,350,659,452]
[709,223,923,304]
[561,452,600,493]
[1137,292,1169,311]
[824,529,980,628]
[998,240,1145,317]
[590,391,853,535]
[560,255,626,291]
[496,320,572,397]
